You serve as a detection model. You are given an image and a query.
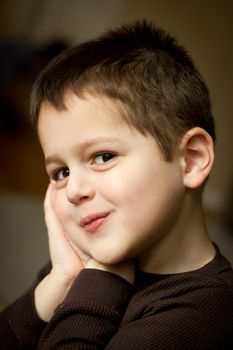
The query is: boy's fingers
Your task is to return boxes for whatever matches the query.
[43,183,84,271]
[68,238,91,265]
[44,183,70,257]
[44,183,64,238]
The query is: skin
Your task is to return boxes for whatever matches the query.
[35,92,215,321]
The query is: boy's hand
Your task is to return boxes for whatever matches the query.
[44,182,84,284]
[35,183,84,322]
[35,183,135,322]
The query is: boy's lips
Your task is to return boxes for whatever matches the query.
[80,212,110,233]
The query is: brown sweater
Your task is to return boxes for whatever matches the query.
[1,245,233,349]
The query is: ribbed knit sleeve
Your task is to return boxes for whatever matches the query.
[38,269,132,349]
[0,262,50,349]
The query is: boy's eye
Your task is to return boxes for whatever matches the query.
[52,167,70,181]
[93,152,116,165]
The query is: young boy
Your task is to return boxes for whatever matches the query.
[1,20,233,349]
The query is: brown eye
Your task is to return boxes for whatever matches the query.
[94,152,115,164]
[53,167,70,181]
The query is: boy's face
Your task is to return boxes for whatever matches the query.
[38,94,185,265]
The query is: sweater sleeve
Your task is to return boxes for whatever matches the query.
[38,268,233,350]
[38,269,132,349]
[0,262,50,349]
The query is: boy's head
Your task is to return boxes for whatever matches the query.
[36,21,216,268]
[31,20,215,161]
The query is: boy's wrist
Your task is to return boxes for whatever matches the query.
[34,272,77,322]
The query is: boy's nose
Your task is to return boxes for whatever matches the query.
[66,173,95,205]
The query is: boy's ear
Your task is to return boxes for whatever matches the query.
[180,127,215,188]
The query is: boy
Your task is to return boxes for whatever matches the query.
[1,20,233,349]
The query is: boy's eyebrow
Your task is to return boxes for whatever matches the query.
[78,136,120,149]
[45,136,120,166]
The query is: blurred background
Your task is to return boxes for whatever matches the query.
[0,0,233,308]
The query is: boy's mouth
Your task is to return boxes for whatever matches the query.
[80,212,110,233]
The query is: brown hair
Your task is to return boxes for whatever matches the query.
[30,20,215,160]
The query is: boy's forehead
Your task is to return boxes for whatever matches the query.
[38,92,130,129]
[37,93,164,163]
[37,93,136,140]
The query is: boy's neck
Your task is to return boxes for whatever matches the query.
[137,192,216,275]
